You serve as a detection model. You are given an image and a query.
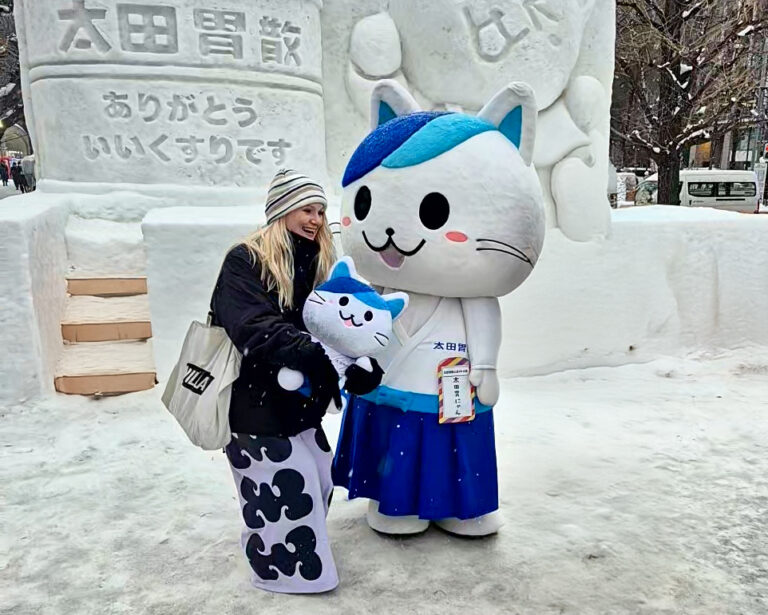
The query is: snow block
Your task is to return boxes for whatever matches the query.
[65,217,146,277]
[499,207,768,375]
[142,206,264,380]
[0,196,69,406]
[145,205,768,383]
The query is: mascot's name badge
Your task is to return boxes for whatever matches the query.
[438,357,475,424]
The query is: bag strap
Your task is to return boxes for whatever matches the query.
[208,256,229,326]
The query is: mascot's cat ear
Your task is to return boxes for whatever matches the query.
[478,82,537,166]
[382,292,409,321]
[329,255,358,281]
[369,79,420,131]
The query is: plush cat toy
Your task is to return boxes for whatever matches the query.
[332,80,546,537]
[277,256,408,413]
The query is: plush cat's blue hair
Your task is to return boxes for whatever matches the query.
[318,276,406,319]
[317,277,386,312]
[342,112,496,187]
[318,261,406,319]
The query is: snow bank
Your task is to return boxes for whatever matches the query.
[3,350,768,613]
[0,195,69,405]
[144,205,768,380]
[613,204,744,222]
[499,212,768,375]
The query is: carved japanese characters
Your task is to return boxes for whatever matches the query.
[16,0,326,189]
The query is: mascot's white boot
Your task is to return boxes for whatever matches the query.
[367,500,429,535]
[435,512,504,537]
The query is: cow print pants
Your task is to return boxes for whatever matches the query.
[225,427,339,593]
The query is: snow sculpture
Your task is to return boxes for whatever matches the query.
[332,80,546,536]
[278,256,408,414]
[15,0,327,195]
[345,0,615,242]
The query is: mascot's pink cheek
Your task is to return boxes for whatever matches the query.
[342,217,352,227]
[445,231,468,243]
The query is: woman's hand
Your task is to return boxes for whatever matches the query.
[344,358,384,396]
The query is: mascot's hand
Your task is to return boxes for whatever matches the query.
[470,368,499,406]
[344,358,384,396]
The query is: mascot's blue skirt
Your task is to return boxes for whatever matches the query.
[332,396,498,520]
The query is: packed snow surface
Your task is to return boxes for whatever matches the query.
[2,348,767,614]
[612,205,745,222]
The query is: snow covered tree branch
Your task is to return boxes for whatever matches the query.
[0,0,26,146]
[612,0,768,204]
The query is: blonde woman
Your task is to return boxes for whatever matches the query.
[212,170,375,593]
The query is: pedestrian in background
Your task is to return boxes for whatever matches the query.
[10,162,20,190]
[21,156,35,192]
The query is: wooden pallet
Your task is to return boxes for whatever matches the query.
[54,340,156,396]
[55,276,156,396]
[61,295,152,342]
[67,276,148,297]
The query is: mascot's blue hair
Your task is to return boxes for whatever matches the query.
[317,259,407,319]
[317,276,388,311]
[342,111,504,187]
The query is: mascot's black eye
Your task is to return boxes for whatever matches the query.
[354,186,371,221]
[419,192,450,230]
[364,311,373,321]
[339,296,349,306]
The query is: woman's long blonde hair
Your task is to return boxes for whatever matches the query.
[242,215,336,309]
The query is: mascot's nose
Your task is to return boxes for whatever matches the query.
[385,227,395,236]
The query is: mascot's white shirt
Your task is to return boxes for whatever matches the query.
[375,291,468,397]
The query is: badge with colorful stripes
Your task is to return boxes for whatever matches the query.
[438,357,476,424]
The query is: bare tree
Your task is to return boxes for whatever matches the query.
[0,0,26,149]
[612,0,768,204]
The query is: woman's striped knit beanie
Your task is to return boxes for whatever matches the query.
[265,169,327,225]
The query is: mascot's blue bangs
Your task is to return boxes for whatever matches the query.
[317,276,389,312]
[341,110,513,187]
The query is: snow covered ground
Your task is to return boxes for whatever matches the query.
[2,348,768,615]
[0,185,23,200]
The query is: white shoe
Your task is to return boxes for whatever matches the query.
[434,511,503,537]
[366,500,429,535]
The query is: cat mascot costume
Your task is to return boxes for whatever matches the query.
[332,80,546,536]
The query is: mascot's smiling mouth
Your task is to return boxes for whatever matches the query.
[339,311,363,328]
[362,231,426,269]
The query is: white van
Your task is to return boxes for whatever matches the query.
[635,169,759,213]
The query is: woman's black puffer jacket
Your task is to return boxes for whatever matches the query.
[211,233,335,437]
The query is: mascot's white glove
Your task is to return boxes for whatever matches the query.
[470,368,500,407]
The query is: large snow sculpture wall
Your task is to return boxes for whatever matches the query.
[335,0,615,242]
[15,0,327,200]
[0,200,69,406]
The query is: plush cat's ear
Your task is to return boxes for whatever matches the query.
[370,80,420,131]
[382,292,409,321]
[329,256,357,281]
[477,82,537,166]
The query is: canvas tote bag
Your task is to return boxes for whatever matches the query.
[162,314,241,450]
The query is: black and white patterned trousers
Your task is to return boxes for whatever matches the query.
[225,428,338,593]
